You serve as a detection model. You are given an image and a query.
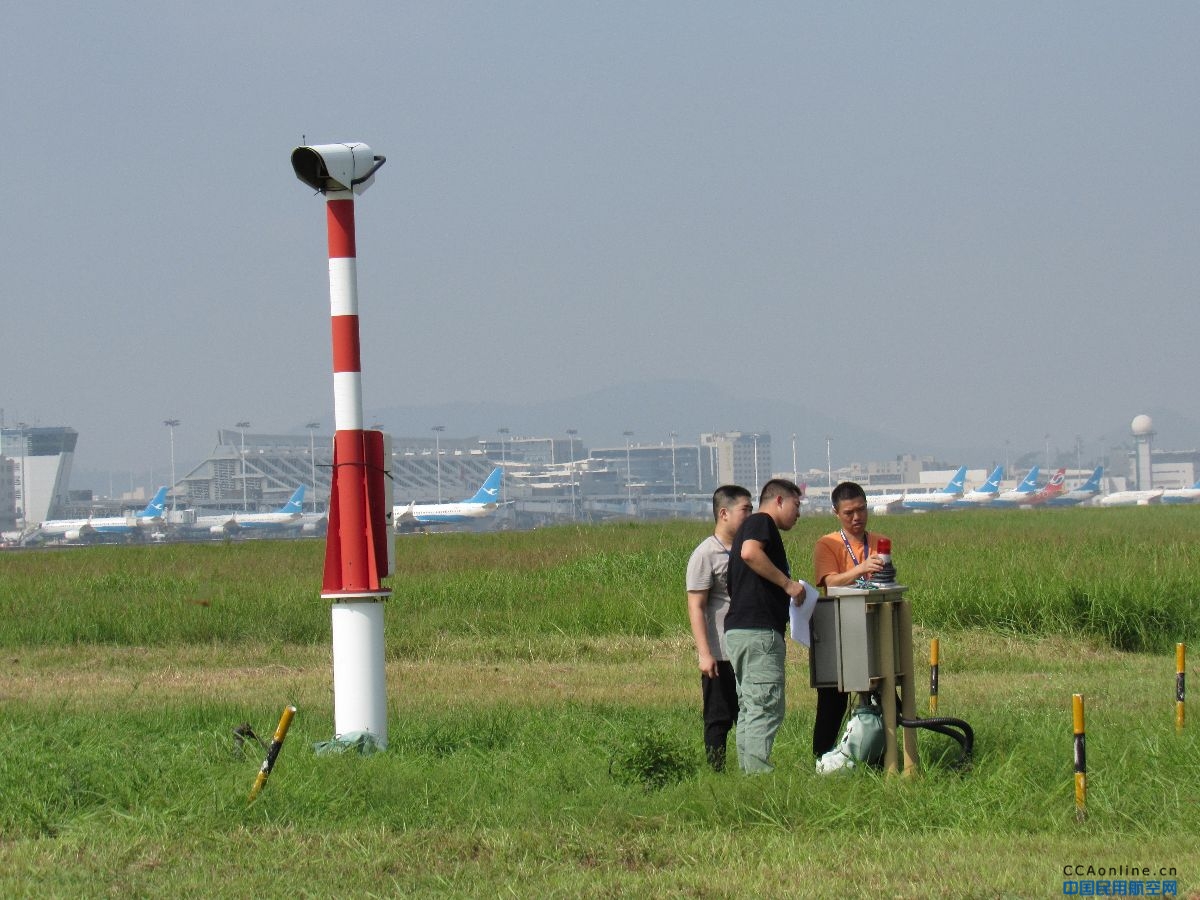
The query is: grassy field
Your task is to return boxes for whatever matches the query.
[2,508,1198,897]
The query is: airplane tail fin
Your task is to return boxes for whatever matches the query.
[467,468,503,504]
[1080,466,1104,492]
[140,487,169,518]
[981,466,1004,493]
[1017,466,1040,492]
[1044,468,1067,495]
[278,486,306,514]
[945,466,968,494]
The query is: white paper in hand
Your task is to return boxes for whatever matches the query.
[789,581,820,647]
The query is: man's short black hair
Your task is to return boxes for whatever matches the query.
[711,484,751,521]
[759,478,802,507]
[831,481,867,509]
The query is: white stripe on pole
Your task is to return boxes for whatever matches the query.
[332,373,364,431]
[328,258,358,316]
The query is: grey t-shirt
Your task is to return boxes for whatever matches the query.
[685,535,733,661]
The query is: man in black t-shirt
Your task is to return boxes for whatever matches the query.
[724,478,813,773]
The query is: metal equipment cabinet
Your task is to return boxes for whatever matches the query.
[809,585,920,775]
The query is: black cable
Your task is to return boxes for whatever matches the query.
[899,715,974,768]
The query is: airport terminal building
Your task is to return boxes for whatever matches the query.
[170,428,773,523]
[0,426,77,527]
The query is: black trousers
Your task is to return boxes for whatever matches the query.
[702,660,739,768]
[813,686,849,757]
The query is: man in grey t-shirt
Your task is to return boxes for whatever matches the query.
[686,484,753,771]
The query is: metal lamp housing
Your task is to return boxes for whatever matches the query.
[291,142,384,195]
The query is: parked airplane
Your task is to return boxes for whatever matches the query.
[185,511,239,537]
[36,487,169,542]
[231,487,307,532]
[179,487,312,537]
[1161,478,1200,505]
[989,466,1041,507]
[1024,468,1068,506]
[954,465,1006,507]
[1099,487,1164,507]
[1043,467,1105,507]
[901,466,968,512]
[297,511,328,535]
[863,489,907,515]
[393,467,503,530]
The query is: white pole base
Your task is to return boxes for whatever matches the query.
[331,600,388,747]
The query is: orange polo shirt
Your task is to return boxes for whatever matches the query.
[813,530,889,590]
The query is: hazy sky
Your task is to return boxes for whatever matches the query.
[3,3,1197,483]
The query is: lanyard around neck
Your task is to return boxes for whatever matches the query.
[839,529,868,567]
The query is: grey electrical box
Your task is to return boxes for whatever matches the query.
[810,585,909,692]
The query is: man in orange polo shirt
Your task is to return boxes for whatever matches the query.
[812,481,892,758]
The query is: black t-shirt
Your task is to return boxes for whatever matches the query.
[724,512,791,634]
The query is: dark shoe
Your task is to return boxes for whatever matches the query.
[706,745,726,772]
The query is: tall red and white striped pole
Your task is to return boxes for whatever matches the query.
[292,143,392,749]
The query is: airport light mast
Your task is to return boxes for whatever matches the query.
[236,421,250,510]
[164,419,180,512]
[306,421,320,512]
[292,141,392,750]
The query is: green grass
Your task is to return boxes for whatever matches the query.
[1,509,1198,896]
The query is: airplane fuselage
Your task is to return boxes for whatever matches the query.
[1099,489,1164,507]
[902,491,960,511]
[1161,487,1200,504]
[395,501,498,527]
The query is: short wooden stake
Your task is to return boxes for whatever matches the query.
[249,706,297,803]
[1176,643,1186,733]
[1072,694,1087,822]
[929,638,940,716]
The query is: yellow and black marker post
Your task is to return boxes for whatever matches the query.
[1177,643,1186,733]
[248,705,297,803]
[929,638,940,716]
[1072,694,1086,822]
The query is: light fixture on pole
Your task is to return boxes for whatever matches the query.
[825,435,833,492]
[432,425,445,502]
[291,139,392,749]
[163,419,180,513]
[306,421,321,512]
[15,422,27,526]
[752,433,760,498]
[623,430,634,509]
[497,427,509,505]
[566,429,578,520]
[236,421,251,510]
[670,431,678,513]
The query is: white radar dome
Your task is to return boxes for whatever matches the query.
[1131,414,1153,436]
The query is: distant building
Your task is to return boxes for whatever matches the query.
[588,442,701,497]
[178,429,498,511]
[1145,449,1200,489]
[0,457,15,530]
[699,432,772,495]
[477,436,575,467]
[0,426,77,525]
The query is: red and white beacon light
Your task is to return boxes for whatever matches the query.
[291,142,394,749]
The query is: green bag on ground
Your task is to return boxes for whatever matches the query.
[816,701,886,774]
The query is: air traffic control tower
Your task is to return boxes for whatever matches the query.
[1132,414,1154,491]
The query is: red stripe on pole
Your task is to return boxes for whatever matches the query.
[326,199,356,259]
[324,429,375,593]
[331,315,362,373]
